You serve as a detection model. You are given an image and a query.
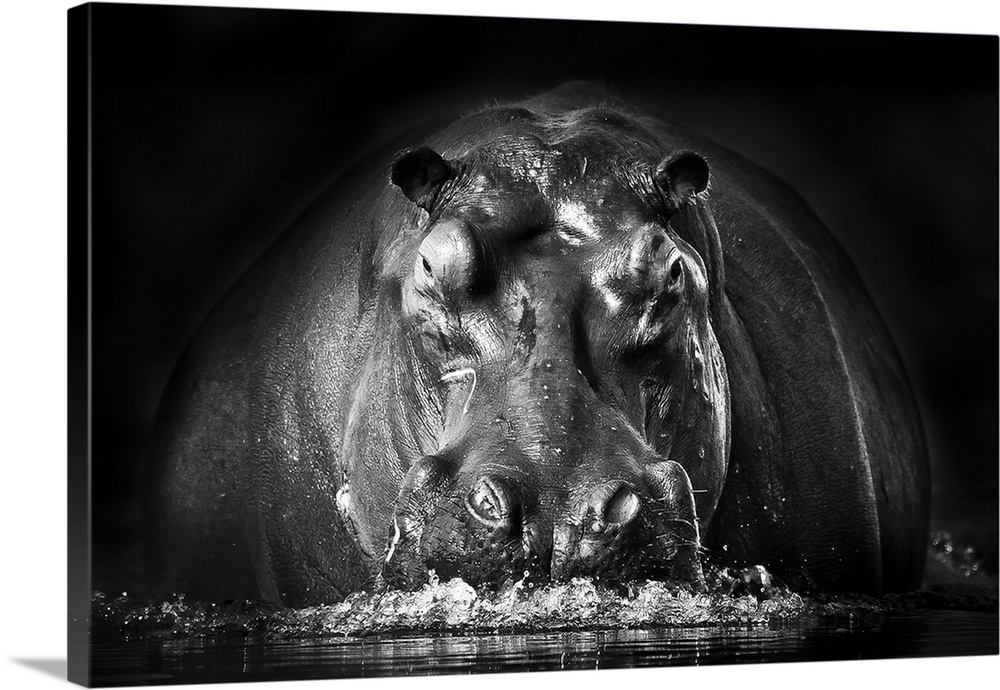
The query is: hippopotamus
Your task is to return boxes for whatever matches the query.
[144,82,930,606]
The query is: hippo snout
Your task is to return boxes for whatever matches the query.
[381,454,703,592]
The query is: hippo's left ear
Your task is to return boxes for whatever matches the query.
[391,147,453,210]
[653,151,710,211]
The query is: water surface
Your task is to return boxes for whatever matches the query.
[90,610,997,686]
[87,534,998,687]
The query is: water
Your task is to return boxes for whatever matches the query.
[89,611,998,686]
[86,534,998,687]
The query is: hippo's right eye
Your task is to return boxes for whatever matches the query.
[413,220,477,295]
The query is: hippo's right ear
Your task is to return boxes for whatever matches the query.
[391,147,453,210]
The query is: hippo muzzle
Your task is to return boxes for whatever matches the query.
[383,431,703,592]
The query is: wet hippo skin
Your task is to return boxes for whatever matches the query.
[144,82,930,606]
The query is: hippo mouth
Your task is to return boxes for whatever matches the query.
[380,458,703,593]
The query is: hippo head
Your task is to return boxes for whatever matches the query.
[377,107,730,592]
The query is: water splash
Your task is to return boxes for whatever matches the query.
[922,530,997,598]
[273,571,814,638]
[91,552,997,643]
[928,531,987,578]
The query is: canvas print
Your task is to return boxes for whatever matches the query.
[68,3,999,687]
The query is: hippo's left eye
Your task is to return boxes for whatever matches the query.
[669,256,683,284]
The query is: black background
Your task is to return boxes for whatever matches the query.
[86,3,998,592]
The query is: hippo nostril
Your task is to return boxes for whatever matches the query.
[605,485,641,525]
[586,481,642,534]
[465,476,512,527]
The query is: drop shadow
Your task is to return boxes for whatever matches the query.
[11,658,66,680]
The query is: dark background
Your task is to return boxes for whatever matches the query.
[86,3,998,593]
